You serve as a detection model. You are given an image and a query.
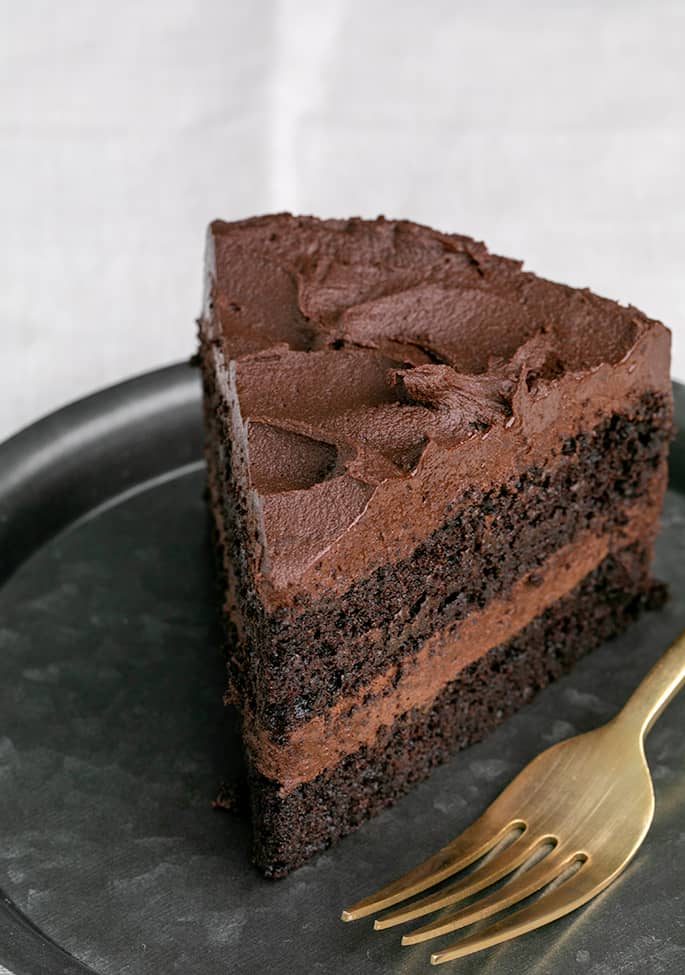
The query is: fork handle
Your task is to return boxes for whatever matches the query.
[616,627,685,739]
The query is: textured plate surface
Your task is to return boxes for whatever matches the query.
[1,365,684,975]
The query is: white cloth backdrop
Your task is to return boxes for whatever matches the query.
[2,0,684,441]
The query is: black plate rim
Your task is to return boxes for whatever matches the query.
[0,362,203,591]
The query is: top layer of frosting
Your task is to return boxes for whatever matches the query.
[202,214,670,608]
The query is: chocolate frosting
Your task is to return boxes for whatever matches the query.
[202,214,670,607]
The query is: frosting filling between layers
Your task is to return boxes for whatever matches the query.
[243,496,661,794]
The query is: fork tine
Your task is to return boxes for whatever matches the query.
[341,814,525,922]
[402,849,577,944]
[430,859,605,964]
[374,831,552,930]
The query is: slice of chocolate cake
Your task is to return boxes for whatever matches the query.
[198,214,672,878]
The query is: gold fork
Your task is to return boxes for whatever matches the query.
[342,627,685,964]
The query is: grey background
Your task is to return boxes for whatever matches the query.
[2,0,685,441]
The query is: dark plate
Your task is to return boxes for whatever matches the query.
[1,365,684,975]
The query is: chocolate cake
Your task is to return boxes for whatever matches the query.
[198,214,672,877]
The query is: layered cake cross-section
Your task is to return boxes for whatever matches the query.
[198,214,672,877]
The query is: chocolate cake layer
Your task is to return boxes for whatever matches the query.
[242,504,658,792]
[248,541,662,877]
